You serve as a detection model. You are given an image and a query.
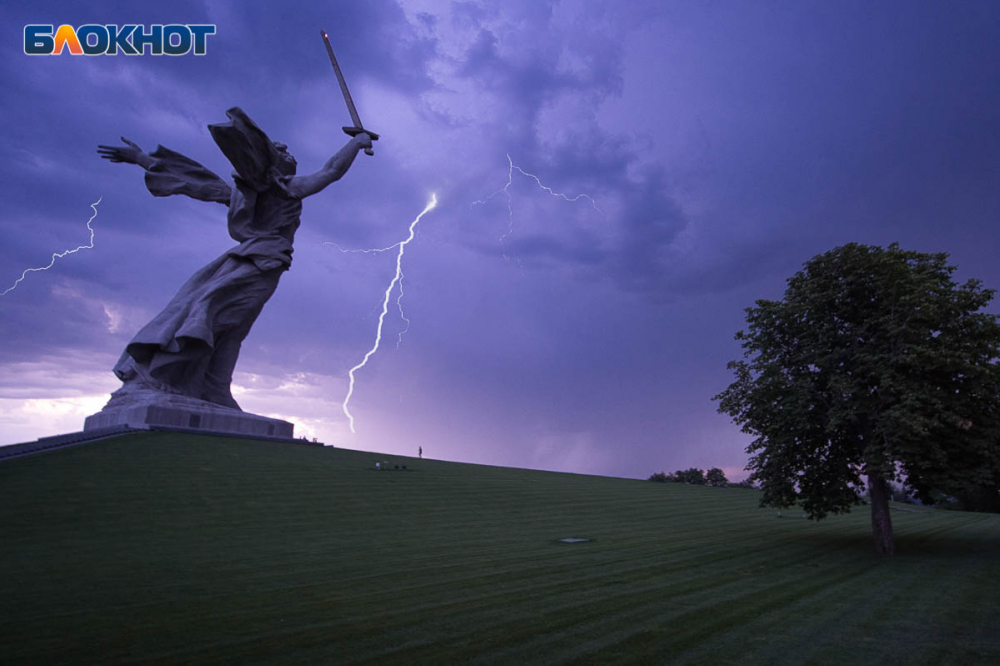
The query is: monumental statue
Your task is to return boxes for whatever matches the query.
[84,32,378,438]
[82,108,374,437]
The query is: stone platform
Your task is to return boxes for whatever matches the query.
[84,386,294,439]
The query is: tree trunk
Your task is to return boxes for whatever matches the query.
[868,475,895,555]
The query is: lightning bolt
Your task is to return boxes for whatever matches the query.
[323,237,411,348]
[2,197,103,297]
[340,193,438,433]
[471,154,603,261]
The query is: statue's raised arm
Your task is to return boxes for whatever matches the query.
[285,132,372,199]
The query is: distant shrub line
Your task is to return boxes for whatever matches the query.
[648,467,754,488]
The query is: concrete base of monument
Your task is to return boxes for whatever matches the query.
[84,385,294,439]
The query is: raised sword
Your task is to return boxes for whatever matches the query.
[321,29,379,156]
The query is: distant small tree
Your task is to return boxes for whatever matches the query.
[706,468,729,487]
[674,468,707,485]
[648,471,670,483]
[730,479,758,490]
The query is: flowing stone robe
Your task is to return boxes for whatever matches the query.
[113,108,302,410]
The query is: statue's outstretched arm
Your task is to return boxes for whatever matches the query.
[286,134,372,199]
[98,137,156,169]
[98,138,231,205]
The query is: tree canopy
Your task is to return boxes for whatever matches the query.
[648,468,729,486]
[706,468,729,487]
[714,243,1000,554]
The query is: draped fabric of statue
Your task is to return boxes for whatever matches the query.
[113,108,303,410]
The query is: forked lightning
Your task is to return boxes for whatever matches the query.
[340,194,438,433]
[2,197,103,297]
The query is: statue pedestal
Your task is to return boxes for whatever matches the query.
[84,386,294,439]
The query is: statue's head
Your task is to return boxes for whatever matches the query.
[209,107,297,186]
[272,142,297,176]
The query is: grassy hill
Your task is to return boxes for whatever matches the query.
[1,432,998,664]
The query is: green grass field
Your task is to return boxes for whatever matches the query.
[2,432,998,664]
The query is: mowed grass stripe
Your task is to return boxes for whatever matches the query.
[283,508,836,629]
[476,521,983,665]
[394,530,880,664]
[2,432,998,664]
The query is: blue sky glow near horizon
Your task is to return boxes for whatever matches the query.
[2,1,999,482]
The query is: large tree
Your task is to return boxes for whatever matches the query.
[714,243,1000,555]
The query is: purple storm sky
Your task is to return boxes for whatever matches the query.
[2,1,999,481]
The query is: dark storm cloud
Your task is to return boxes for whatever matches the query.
[505,233,608,266]
[618,1,1000,301]
[436,2,699,301]
[614,175,688,294]
[448,2,625,145]
[196,0,437,95]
